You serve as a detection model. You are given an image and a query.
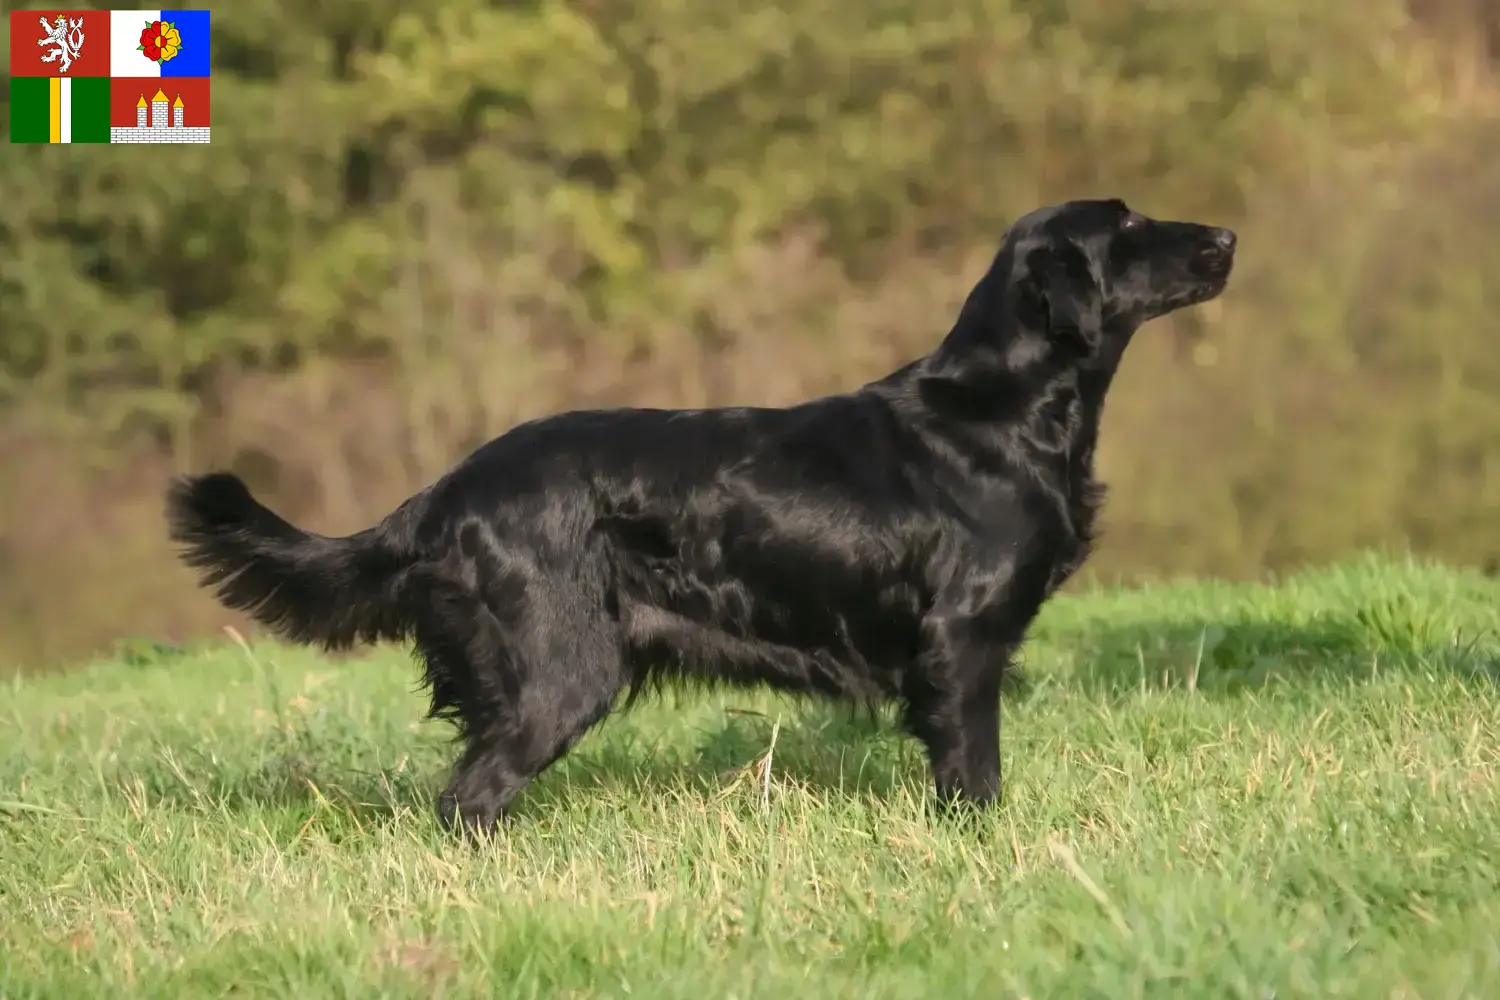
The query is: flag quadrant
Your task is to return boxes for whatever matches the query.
[109,76,210,143]
[8,73,111,143]
[9,8,211,143]
[109,10,211,78]
[7,9,110,77]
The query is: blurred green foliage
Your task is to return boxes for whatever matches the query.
[1,0,1498,665]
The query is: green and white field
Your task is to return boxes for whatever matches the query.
[2,557,1498,998]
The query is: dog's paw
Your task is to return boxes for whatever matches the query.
[436,789,505,843]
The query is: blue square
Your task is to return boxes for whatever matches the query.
[158,10,211,77]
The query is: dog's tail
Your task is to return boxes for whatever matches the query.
[165,472,417,650]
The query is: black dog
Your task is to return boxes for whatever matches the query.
[167,198,1235,833]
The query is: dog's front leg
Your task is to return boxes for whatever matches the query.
[903,639,1008,810]
[906,585,1042,813]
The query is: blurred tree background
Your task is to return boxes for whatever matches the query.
[1,0,1499,668]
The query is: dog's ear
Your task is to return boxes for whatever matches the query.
[1017,243,1103,358]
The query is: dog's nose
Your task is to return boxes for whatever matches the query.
[1210,227,1236,251]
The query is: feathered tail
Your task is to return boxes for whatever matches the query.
[165,472,414,650]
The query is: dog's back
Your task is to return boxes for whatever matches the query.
[392,392,948,700]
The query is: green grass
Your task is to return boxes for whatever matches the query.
[3,556,1499,998]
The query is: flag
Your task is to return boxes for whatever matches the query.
[9,8,211,144]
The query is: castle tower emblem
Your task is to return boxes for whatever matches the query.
[115,89,210,143]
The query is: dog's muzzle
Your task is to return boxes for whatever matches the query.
[1192,227,1236,279]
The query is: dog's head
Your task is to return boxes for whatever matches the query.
[990,198,1236,363]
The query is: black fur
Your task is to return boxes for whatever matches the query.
[166,198,1236,833]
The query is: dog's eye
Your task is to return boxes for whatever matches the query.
[1120,214,1143,230]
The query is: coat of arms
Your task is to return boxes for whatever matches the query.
[37,14,86,74]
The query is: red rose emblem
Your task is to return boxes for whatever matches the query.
[139,21,164,61]
[136,20,183,63]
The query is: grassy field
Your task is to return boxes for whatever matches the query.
[2,556,1498,998]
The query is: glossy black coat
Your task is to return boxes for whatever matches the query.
[167,198,1236,833]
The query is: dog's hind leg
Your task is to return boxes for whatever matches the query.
[418,572,626,836]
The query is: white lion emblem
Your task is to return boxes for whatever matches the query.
[37,14,86,74]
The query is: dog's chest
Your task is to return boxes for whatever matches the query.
[1031,387,1103,547]
[1064,443,1103,542]
[1046,444,1104,592]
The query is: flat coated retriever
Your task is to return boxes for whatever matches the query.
[166,198,1236,834]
